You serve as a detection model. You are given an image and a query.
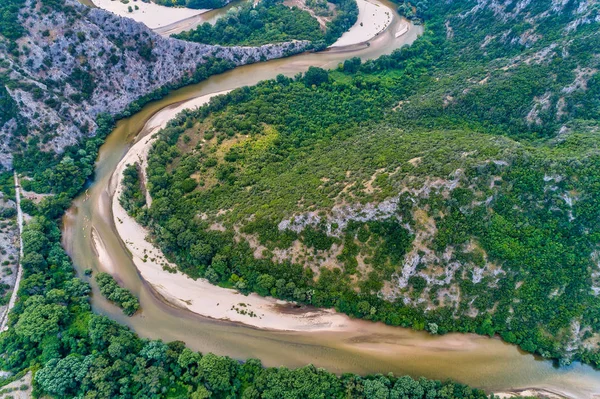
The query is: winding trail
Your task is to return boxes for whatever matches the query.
[0,173,24,332]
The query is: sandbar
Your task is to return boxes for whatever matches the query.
[91,0,208,30]
[330,0,393,48]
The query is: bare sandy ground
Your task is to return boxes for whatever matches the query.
[108,91,352,331]
[91,0,208,30]
[330,0,393,47]
[395,19,409,38]
[0,371,32,399]
[91,227,117,274]
[494,388,568,399]
[153,13,210,36]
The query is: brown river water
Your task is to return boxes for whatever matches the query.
[63,3,600,397]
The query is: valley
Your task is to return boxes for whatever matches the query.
[1,0,600,397]
[62,1,600,397]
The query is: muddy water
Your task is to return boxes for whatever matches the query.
[61,5,600,398]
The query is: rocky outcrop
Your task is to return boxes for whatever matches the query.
[440,0,600,130]
[0,0,309,169]
[452,0,600,47]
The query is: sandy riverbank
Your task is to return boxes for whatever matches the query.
[91,0,395,41]
[153,12,210,36]
[330,0,393,48]
[395,19,409,38]
[107,91,352,331]
[494,388,569,399]
[91,0,208,30]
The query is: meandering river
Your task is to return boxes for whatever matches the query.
[62,3,600,397]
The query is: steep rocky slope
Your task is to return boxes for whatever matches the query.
[0,0,308,169]
[427,0,600,128]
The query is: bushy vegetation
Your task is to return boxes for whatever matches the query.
[140,0,600,368]
[0,0,26,42]
[174,0,324,46]
[306,0,332,16]
[95,272,140,316]
[154,0,230,10]
[174,0,357,47]
[0,105,491,398]
[0,4,495,395]
[397,0,427,23]
[4,0,600,395]
[120,163,146,219]
[323,0,358,44]
[0,84,19,128]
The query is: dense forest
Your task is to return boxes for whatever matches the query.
[0,0,25,43]
[120,163,147,219]
[174,0,324,46]
[133,0,600,368]
[174,0,358,47]
[0,74,494,398]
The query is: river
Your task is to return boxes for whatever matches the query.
[62,2,600,398]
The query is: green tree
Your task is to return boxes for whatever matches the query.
[35,355,91,397]
[15,296,67,342]
[303,67,329,87]
[199,353,239,394]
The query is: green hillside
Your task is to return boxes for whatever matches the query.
[135,0,600,366]
[173,0,358,47]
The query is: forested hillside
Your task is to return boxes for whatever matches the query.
[174,0,358,47]
[0,0,308,171]
[133,0,600,367]
[0,1,493,397]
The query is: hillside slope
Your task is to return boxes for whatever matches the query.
[135,0,600,366]
[173,0,358,47]
[0,0,308,170]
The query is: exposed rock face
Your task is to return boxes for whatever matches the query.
[0,0,309,169]
[457,0,600,25]
[439,0,600,132]
[453,0,600,48]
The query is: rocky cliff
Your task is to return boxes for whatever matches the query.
[0,0,309,169]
